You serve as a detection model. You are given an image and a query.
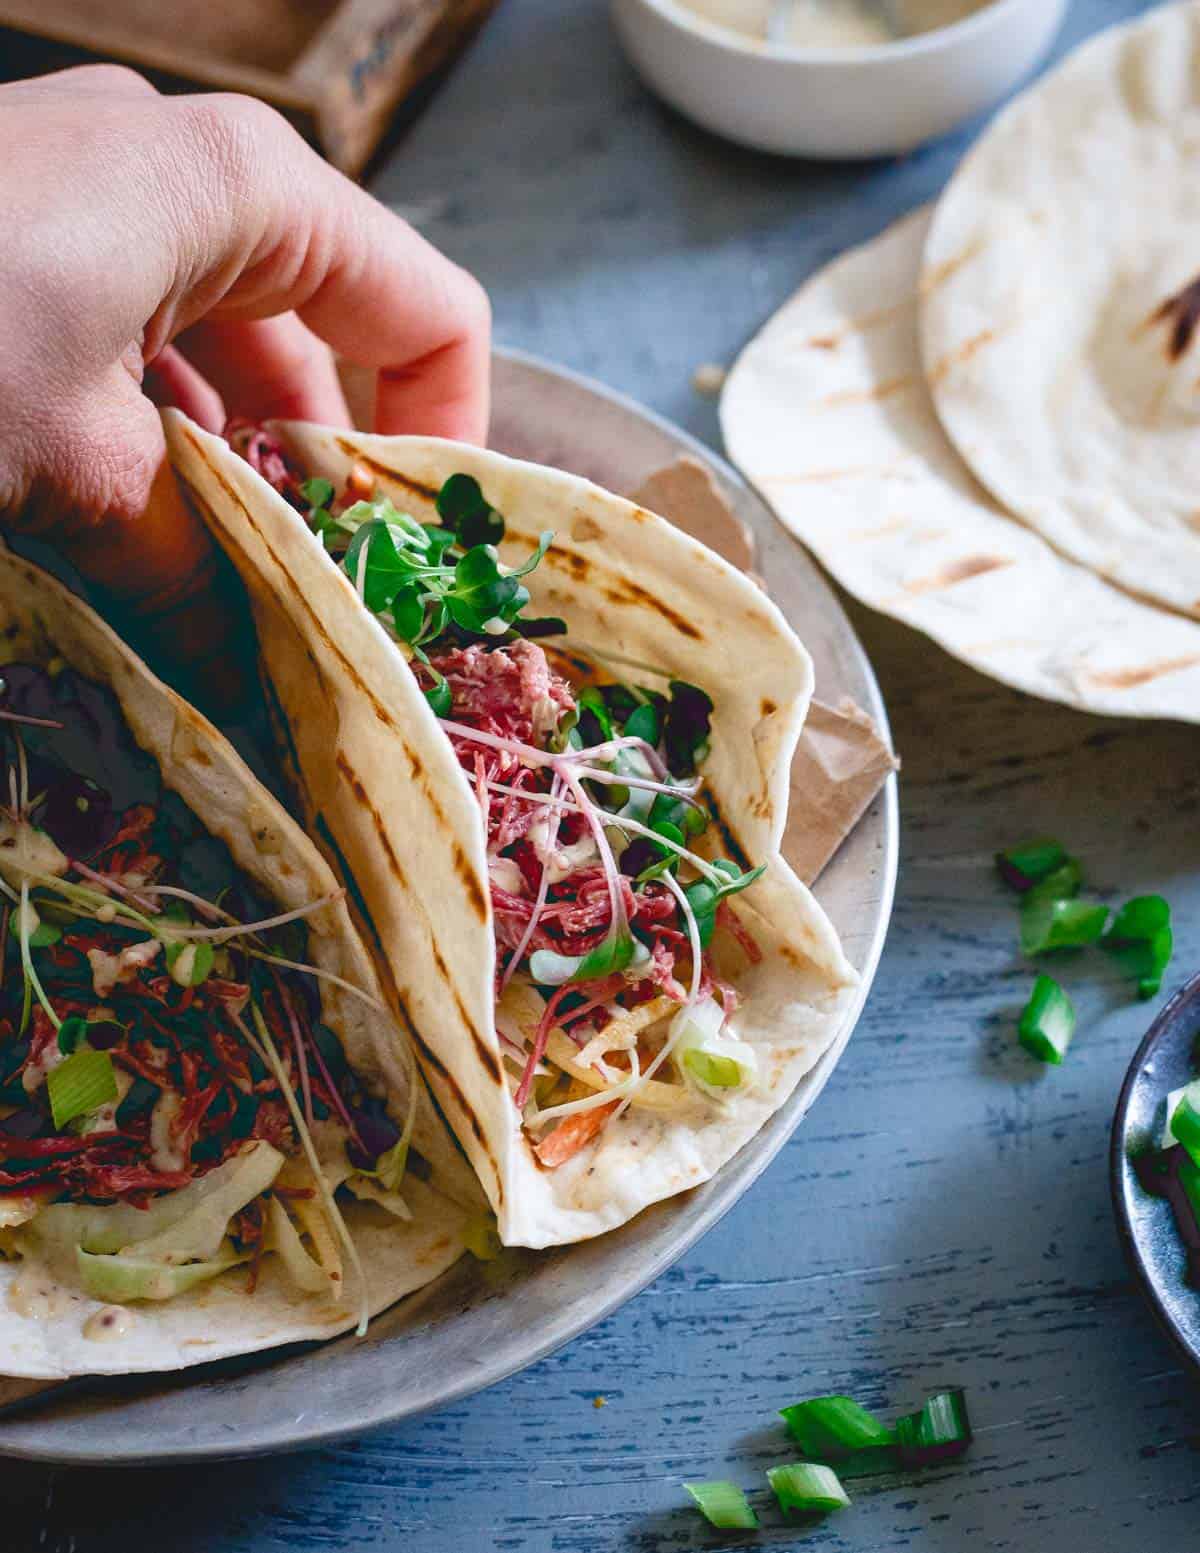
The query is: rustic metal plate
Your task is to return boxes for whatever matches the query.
[0,348,898,1464]
[1111,972,1200,1375]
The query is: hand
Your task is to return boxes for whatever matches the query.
[0,66,491,705]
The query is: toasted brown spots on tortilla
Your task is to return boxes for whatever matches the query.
[778,945,806,969]
[760,698,776,717]
[921,236,986,296]
[599,577,701,639]
[453,845,490,923]
[572,515,604,542]
[798,298,908,353]
[430,941,501,1083]
[1088,655,1200,690]
[334,750,410,892]
[1148,276,1200,361]
[819,374,913,409]
[904,555,1013,595]
[928,326,1005,383]
[333,443,440,504]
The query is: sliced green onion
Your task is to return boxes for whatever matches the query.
[682,1481,758,1530]
[1103,895,1173,1000]
[1023,858,1082,906]
[767,1463,851,1515]
[1019,897,1108,956]
[996,838,1068,892]
[1017,975,1076,1065]
[779,1395,894,1460]
[1108,895,1170,941]
[47,1048,116,1130]
[894,1388,972,1467]
[1170,1082,1200,1169]
[683,1048,742,1088]
[1162,1084,1189,1149]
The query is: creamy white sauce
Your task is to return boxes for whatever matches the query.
[528,819,599,885]
[0,818,68,887]
[76,1068,133,1137]
[22,1035,64,1095]
[488,857,526,896]
[675,0,991,47]
[83,1304,135,1342]
[87,937,162,998]
[150,1090,185,1173]
[8,1259,74,1320]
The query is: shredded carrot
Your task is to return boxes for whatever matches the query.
[346,463,375,500]
[533,1101,619,1168]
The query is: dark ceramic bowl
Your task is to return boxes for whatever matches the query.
[1111,973,1200,1371]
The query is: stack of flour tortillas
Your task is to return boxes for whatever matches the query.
[722,1,1200,722]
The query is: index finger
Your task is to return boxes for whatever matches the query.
[168,102,492,443]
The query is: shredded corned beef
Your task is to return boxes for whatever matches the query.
[422,642,579,856]
[226,420,307,509]
[429,641,574,746]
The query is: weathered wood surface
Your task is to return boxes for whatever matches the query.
[9,0,1200,1546]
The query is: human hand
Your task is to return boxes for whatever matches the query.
[0,66,491,704]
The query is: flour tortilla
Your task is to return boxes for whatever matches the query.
[165,413,856,1249]
[721,208,1200,721]
[0,550,478,1380]
[920,1,1200,620]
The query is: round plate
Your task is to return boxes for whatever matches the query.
[1111,972,1200,1373]
[0,349,898,1465]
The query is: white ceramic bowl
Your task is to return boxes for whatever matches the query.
[611,0,1069,159]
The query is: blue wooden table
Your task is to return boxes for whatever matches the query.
[9,0,1200,1546]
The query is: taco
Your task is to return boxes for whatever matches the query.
[0,550,478,1380]
[166,413,857,1248]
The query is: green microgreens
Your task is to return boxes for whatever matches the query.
[304,472,557,681]
[17,883,60,1032]
[684,860,766,949]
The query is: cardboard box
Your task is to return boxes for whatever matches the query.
[0,0,498,177]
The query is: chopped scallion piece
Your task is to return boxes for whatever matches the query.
[1023,858,1081,906]
[996,838,1068,892]
[682,1480,758,1530]
[894,1388,972,1467]
[1108,895,1170,941]
[47,1048,117,1130]
[1169,1082,1200,1170]
[683,1048,742,1088]
[1103,895,1173,999]
[1017,975,1075,1065]
[779,1395,894,1460]
[1019,896,1108,956]
[767,1462,851,1515]
[1162,1084,1190,1149]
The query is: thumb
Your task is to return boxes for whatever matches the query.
[13,366,245,710]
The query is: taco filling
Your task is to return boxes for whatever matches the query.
[233,425,768,1170]
[0,663,418,1323]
